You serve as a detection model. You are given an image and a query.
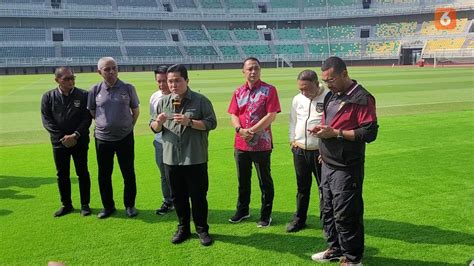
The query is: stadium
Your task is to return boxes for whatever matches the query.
[0,0,473,265]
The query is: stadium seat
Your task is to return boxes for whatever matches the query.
[308,44,329,55]
[241,45,272,56]
[275,29,302,40]
[375,22,417,37]
[69,29,118,41]
[208,30,232,41]
[275,45,305,54]
[225,0,254,9]
[125,46,181,57]
[116,0,158,8]
[62,46,122,57]
[200,0,223,8]
[304,27,327,40]
[366,41,400,56]
[218,45,239,56]
[328,25,356,39]
[424,38,465,52]
[330,42,360,56]
[303,0,326,8]
[421,19,468,35]
[121,29,167,41]
[182,30,209,41]
[0,46,54,58]
[234,29,260,41]
[175,0,197,8]
[184,46,217,56]
[270,0,294,8]
[0,28,46,42]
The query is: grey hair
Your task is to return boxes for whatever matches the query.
[97,57,117,70]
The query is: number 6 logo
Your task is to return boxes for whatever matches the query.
[435,8,457,30]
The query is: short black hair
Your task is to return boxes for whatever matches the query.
[167,64,188,80]
[321,56,347,74]
[154,65,168,75]
[54,66,73,78]
[242,57,260,68]
[297,69,318,82]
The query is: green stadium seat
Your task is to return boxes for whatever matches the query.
[275,45,305,54]
[0,28,46,42]
[330,42,360,56]
[200,0,223,8]
[69,29,118,41]
[234,29,260,41]
[126,46,181,57]
[0,46,55,58]
[121,29,167,41]
[304,27,327,40]
[328,25,356,39]
[62,46,122,57]
[275,29,302,40]
[185,46,217,56]
[218,45,239,56]
[208,30,232,41]
[242,45,272,56]
[308,44,329,55]
[182,30,208,41]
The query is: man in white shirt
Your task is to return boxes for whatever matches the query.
[287,69,329,232]
[149,66,174,215]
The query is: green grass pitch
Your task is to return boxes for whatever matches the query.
[0,66,473,265]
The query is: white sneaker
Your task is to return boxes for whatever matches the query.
[311,248,343,262]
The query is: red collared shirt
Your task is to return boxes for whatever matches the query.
[228,80,281,151]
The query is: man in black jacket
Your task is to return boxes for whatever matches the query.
[41,66,92,217]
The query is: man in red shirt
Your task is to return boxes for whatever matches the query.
[310,57,378,266]
[227,57,281,228]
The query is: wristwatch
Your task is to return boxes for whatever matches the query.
[337,129,344,141]
[235,126,241,133]
[187,119,193,127]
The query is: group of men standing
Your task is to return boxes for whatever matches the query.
[41,56,378,265]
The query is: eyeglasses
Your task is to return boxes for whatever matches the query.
[61,76,76,81]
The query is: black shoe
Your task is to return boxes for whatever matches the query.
[257,217,272,228]
[97,208,116,219]
[197,232,213,246]
[80,205,92,216]
[286,220,306,233]
[156,202,174,215]
[126,207,138,218]
[171,229,191,244]
[228,212,250,223]
[54,205,73,217]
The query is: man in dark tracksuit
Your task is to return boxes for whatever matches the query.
[41,66,92,217]
[310,57,378,266]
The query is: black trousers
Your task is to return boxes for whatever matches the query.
[95,132,136,209]
[165,163,209,233]
[234,149,274,220]
[321,162,364,262]
[52,143,90,207]
[291,147,321,225]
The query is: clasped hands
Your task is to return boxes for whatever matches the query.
[60,134,77,148]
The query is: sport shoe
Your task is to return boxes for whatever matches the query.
[257,217,272,228]
[156,202,174,215]
[228,212,250,223]
[311,248,343,262]
[340,257,362,266]
[286,220,306,233]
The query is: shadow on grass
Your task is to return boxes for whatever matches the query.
[0,175,55,190]
[99,208,177,224]
[0,189,35,200]
[366,218,474,246]
[0,209,13,216]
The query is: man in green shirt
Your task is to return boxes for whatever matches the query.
[151,64,217,246]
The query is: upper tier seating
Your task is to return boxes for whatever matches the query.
[0,46,54,58]
[0,28,46,42]
[69,29,118,41]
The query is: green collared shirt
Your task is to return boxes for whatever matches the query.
[157,88,217,165]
